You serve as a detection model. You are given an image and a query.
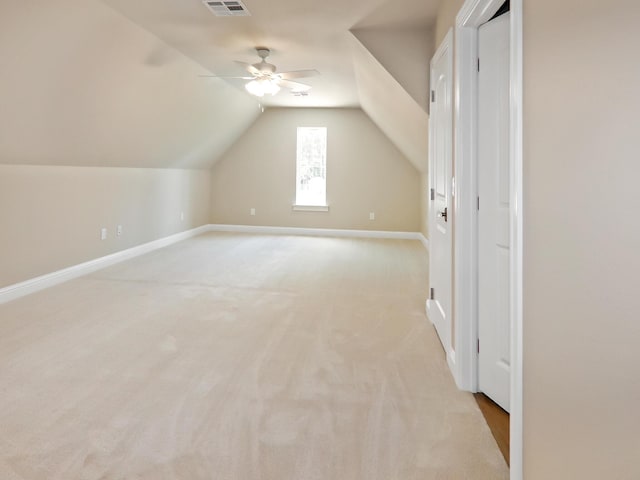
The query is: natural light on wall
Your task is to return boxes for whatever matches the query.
[295,127,327,207]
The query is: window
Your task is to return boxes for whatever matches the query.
[295,127,327,207]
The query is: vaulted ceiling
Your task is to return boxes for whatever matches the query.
[100,0,440,108]
[0,0,440,171]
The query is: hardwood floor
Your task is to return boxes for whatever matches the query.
[475,393,510,465]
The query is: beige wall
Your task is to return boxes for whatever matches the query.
[524,0,640,477]
[435,0,465,47]
[0,0,259,169]
[433,0,640,475]
[210,108,421,232]
[0,165,210,288]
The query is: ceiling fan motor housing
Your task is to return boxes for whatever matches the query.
[256,47,270,59]
[254,47,276,75]
[254,61,276,75]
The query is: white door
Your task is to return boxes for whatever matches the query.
[478,12,511,412]
[427,31,453,361]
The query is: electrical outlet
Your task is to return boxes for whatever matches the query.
[100,228,107,240]
[180,211,185,222]
[250,208,256,216]
[117,225,123,237]
[369,212,375,221]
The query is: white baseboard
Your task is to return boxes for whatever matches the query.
[1,224,425,305]
[447,349,457,380]
[208,224,423,241]
[0,225,210,305]
[418,233,429,251]
[426,299,438,330]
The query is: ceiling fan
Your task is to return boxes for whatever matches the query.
[201,47,319,97]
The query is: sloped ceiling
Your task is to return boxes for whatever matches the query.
[98,0,439,108]
[0,0,260,168]
[350,35,430,173]
[0,0,439,170]
[353,0,441,29]
[350,27,434,111]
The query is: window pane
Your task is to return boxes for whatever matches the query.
[296,127,327,206]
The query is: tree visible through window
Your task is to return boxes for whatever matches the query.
[296,127,327,206]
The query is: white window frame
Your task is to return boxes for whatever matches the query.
[294,127,328,211]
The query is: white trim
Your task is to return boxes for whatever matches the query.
[447,348,457,375]
[458,0,504,25]
[0,224,427,304]
[453,17,480,393]
[429,28,455,369]
[292,205,330,212]
[509,1,524,478]
[418,233,429,251]
[208,224,422,240]
[0,225,211,305]
[455,1,523,479]
[426,299,456,372]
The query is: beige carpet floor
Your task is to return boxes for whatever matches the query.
[0,232,508,479]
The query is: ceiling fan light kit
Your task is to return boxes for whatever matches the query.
[245,78,280,97]
[202,47,319,98]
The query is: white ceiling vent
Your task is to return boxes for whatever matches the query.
[202,1,251,16]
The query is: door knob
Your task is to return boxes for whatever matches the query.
[437,207,448,222]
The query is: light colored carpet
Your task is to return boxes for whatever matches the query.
[0,232,509,479]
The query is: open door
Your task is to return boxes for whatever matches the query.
[478,12,511,412]
[427,30,453,363]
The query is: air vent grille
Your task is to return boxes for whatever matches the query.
[202,0,250,16]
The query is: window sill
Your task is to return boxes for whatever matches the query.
[292,205,329,212]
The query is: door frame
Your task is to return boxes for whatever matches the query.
[453,0,523,478]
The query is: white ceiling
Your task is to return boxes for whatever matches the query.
[99,0,441,108]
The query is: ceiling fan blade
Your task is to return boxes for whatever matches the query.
[278,69,320,80]
[199,75,254,79]
[279,79,312,91]
[235,61,261,76]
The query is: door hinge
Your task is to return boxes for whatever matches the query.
[477,338,480,354]
[430,188,435,201]
[477,58,480,72]
[431,90,435,102]
[477,196,480,210]
[430,287,435,300]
